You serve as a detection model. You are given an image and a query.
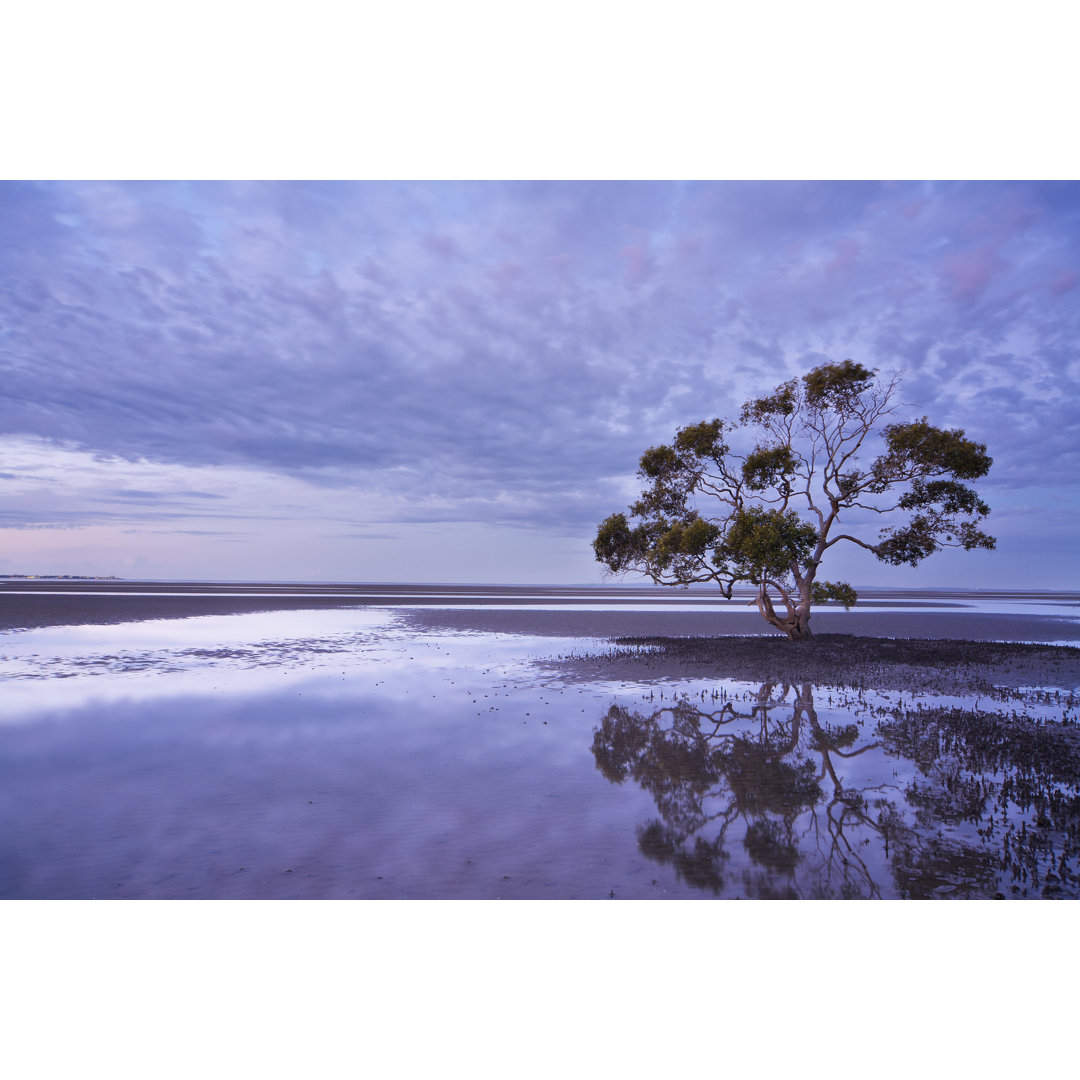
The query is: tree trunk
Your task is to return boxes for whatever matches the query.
[756,584,813,641]
[790,577,813,640]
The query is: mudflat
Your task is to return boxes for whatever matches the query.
[4,580,1080,642]
[402,606,1080,643]
[542,632,1080,696]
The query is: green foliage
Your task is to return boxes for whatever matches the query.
[640,420,728,481]
[875,513,996,566]
[873,516,941,565]
[898,478,989,516]
[810,580,858,609]
[593,510,723,584]
[875,418,992,484]
[836,471,863,498]
[638,444,681,480]
[592,512,642,573]
[660,516,721,558]
[742,444,796,492]
[740,380,797,424]
[954,521,998,552]
[802,359,875,409]
[673,418,727,463]
[722,506,818,581]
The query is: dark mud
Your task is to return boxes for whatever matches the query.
[551,633,1080,696]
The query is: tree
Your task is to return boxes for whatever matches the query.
[593,361,995,640]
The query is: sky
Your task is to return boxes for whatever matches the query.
[2,179,1078,586]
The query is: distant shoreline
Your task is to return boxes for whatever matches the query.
[0,575,121,580]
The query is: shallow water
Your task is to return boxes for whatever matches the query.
[2,605,1078,899]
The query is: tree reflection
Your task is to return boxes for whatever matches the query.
[591,684,1080,899]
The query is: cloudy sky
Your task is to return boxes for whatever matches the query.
[1,180,1078,586]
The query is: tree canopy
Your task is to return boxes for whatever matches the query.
[593,361,995,639]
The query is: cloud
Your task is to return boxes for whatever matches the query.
[1,181,1078,582]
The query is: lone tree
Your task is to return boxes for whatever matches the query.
[593,361,994,640]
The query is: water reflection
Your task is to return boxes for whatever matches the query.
[591,684,1080,899]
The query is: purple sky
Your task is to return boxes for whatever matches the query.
[1,180,1078,585]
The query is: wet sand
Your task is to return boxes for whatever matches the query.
[402,606,1080,644]
[0,591,393,631]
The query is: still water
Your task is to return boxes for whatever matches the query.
[2,606,1077,899]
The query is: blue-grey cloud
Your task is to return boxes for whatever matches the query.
[1,180,1077,552]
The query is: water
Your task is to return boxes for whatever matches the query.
[1,609,653,898]
[2,596,1078,899]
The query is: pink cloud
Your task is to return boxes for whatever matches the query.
[899,197,929,220]
[1048,268,1078,296]
[826,237,859,275]
[488,260,526,295]
[620,241,654,286]
[423,233,460,260]
[938,245,1004,302]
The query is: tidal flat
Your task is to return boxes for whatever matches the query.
[2,583,1078,900]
